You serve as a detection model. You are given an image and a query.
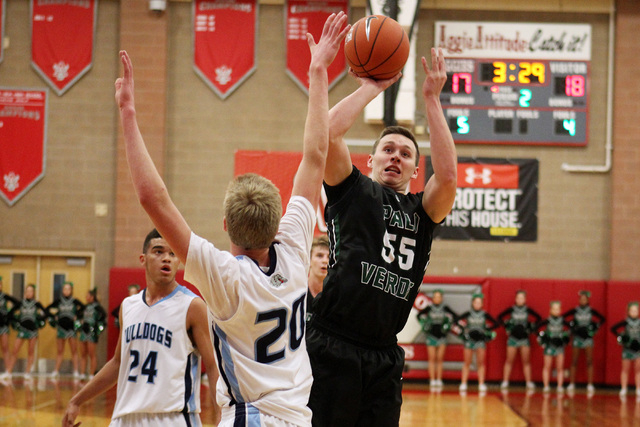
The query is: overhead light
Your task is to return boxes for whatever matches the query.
[149,0,166,12]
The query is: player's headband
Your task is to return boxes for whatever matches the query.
[472,292,484,300]
[579,290,591,298]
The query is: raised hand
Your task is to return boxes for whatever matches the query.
[349,68,402,93]
[307,11,350,70]
[114,50,135,110]
[422,47,447,98]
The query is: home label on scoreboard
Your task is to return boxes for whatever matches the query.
[435,21,591,146]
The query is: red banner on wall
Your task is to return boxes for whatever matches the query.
[193,0,258,100]
[0,88,48,206]
[30,0,97,96]
[285,0,348,94]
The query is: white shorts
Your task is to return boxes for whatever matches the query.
[109,412,202,427]
[220,404,303,427]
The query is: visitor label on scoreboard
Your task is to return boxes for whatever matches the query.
[435,22,590,146]
[429,157,538,242]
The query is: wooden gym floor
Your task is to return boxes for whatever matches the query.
[0,376,638,426]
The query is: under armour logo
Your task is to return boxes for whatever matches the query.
[465,167,492,185]
[365,16,379,41]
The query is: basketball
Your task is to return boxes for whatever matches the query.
[344,15,410,80]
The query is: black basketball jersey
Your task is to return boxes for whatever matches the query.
[312,166,438,347]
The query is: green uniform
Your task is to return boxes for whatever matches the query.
[457,309,498,350]
[46,296,84,339]
[10,299,47,339]
[611,317,640,360]
[417,303,456,347]
[0,292,19,335]
[563,305,605,349]
[537,316,570,356]
[498,304,541,348]
[78,302,106,343]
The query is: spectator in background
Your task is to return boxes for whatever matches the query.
[5,284,47,379]
[456,293,499,394]
[307,235,329,320]
[78,289,106,380]
[498,290,542,391]
[563,290,606,395]
[416,289,457,390]
[611,301,640,399]
[111,283,141,328]
[0,276,19,380]
[537,301,571,394]
[46,281,84,379]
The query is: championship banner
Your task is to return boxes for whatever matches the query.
[432,157,538,242]
[235,149,426,234]
[0,0,5,64]
[31,0,97,96]
[193,0,258,100]
[285,0,348,94]
[0,88,48,206]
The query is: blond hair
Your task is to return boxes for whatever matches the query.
[311,235,330,255]
[224,173,282,249]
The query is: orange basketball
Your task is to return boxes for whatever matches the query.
[344,15,410,80]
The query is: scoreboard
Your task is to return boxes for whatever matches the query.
[435,21,592,146]
[440,58,589,145]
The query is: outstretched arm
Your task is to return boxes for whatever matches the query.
[115,51,191,263]
[62,308,123,427]
[421,48,457,223]
[325,73,401,186]
[291,12,350,206]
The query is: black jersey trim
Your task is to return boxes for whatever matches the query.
[212,327,237,407]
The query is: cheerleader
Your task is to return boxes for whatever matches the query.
[416,289,457,389]
[5,284,48,378]
[46,282,84,378]
[77,289,106,380]
[498,290,542,390]
[562,290,605,394]
[536,301,571,393]
[0,277,19,380]
[456,293,499,393]
[610,301,640,398]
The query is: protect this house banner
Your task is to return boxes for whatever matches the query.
[431,157,538,242]
[31,0,97,96]
[193,0,258,100]
[0,88,48,206]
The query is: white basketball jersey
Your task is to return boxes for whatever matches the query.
[185,196,315,426]
[112,285,202,420]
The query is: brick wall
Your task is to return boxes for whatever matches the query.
[610,0,640,280]
[114,0,169,267]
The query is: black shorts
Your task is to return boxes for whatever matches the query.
[306,326,404,427]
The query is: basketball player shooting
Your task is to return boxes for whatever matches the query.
[111,12,349,426]
[306,48,457,426]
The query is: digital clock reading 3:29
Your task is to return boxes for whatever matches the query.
[440,58,589,146]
